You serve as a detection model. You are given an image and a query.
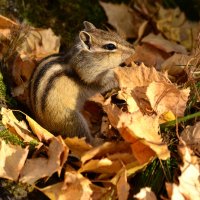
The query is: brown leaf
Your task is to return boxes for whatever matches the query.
[40,171,93,200]
[115,64,190,118]
[146,82,190,117]
[20,136,68,184]
[25,114,54,142]
[0,139,29,181]
[0,15,18,29]
[118,111,169,161]
[104,102,169,163]
[181,122,200,156]
[65,137,93,158]
[142,33,187,54]
[156,6,200,50]
[1,107,35,143]
[116,169,130,200]
[19,28,60,60]
[166,145,200,200]
[79,153,135,174]
[79,158,121,174]
[99,2,139,38]
[0,16,60,102]
[114,64,170,89]
[81,141,132,164]
[161,53,193,76]
[126,44,169,69]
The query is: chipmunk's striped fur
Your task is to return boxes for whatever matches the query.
[29,21,134,145]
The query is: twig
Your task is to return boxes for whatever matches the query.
[160,112,200,129]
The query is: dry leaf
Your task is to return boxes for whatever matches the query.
[0,15,60,102]
[79,158,119,174]
[0,15,18,29]
[115,65,190,117]
[99,2,138,38]
[65,137,93,158]
[134,187,157,200]
[116,169,130,200]
[20,136,68,184]
[81,141,132,164]
[25,114,54,142]
[181,122,200,156]
[156,6,200,50]
[1,107,35,143]
[114,64,170,89]
[166,145,200,200]
[104,97,170,163]
[11,56,36,101]
[146,82,190,117]
[118,111,170,162]
[0,139,29,181]
[142,33,187,54]
[20,28,60,60]
[161,53,192,76]
[126,44,169,69]
[80,152,135,174]
[40,171,93,200]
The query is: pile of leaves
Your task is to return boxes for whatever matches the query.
[0,1,200,199]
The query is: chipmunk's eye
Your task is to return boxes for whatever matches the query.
[102,43,117,50]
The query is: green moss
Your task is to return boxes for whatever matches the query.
[0,179,35,200]
[0,126,25,147]
[0,73,7,104]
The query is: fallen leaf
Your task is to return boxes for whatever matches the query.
[161,53,193,76]
[19,28,60,60]
[0,15,60,102]
[118,111,170,161]
[159,111,176,124]
[166,145,200,200]
[146,82,190,117]
[65,137,93,158]
[126,44,169,69]
[134,187,157,200]
[40,171,93,200]
[104,102,170,163]
[114,63,170,89]
[156,6,200,50]
[79,158,118,174]
[0,139,29,181]
[142,33,187,54]
[20,136,68,184]
[0,15,18,29]
[25,114,54,142]
[80,152,136,174]
[99,2,139,38]
[1,107,35,143]
[81,141,132,164]
[116,169,130,200]
[181,122,200,156]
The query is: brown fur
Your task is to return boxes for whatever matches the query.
[29,21,134,145]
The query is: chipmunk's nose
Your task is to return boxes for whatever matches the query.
[119,62,126,67]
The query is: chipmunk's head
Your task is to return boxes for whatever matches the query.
[73,21,134,85]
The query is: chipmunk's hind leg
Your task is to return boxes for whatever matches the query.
[63,108,93,143]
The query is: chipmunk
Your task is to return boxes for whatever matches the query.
[29,21,134,145]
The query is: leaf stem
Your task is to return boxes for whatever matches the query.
[160,111,200,128]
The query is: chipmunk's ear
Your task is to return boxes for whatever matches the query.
[79,31,92,50]
[83,21,96,31]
